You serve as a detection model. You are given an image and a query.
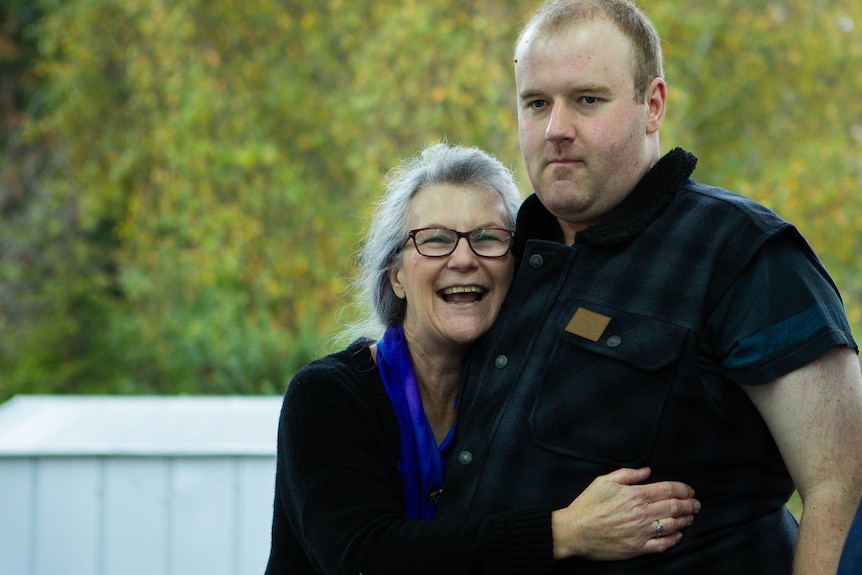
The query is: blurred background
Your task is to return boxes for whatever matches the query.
[1,0,860,405]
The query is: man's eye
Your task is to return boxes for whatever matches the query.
[528,100,547,110]
[582,96,599,105]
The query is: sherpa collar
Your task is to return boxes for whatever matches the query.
[514,147,698,253]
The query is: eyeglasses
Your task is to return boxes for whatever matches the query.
[405,227,515,258]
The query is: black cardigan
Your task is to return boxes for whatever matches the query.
[264,339,554,575]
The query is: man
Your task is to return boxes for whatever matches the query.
[439,1,862,573]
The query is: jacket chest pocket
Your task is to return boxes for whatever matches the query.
[529,304,689,467]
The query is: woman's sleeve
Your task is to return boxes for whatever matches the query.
[269,355,554,575]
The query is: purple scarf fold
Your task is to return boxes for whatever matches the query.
[376,325,454,519]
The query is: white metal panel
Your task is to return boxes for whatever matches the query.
[102,458,170,575]
[0,395,283,575]
[0,395,282,456]
[34,458,100,575]
[0,458,34,575]
[237,457,278,574]
[170,458,236,575]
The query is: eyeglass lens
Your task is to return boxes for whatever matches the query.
[411,228,512,257]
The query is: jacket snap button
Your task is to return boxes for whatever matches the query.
[458,451,473,465]
[494,355,508,368]
[529,254,544,268]
[606,335,622,348]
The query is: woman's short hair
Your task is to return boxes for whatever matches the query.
[354,143,521,335]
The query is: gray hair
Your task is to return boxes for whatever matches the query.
[352,143,522,338]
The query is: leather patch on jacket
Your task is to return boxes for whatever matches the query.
[565,307,611,342]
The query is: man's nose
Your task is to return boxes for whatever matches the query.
[545,104,576,142]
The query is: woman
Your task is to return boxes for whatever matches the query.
[265,144,699,574]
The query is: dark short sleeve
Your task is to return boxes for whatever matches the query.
[708,230,857,386]
[839,497,862,575]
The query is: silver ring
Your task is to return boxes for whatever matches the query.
[655,519,665,538]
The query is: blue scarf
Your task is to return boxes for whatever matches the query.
[376,325,455,519]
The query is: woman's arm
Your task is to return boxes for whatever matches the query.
[552,466,697,560]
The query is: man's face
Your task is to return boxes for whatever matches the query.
[515,18,664,242]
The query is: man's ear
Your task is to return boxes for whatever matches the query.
[645,76,667,135]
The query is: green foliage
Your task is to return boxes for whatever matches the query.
[647,0,862,325]
[787,490,802,520]
[1,0,860,399]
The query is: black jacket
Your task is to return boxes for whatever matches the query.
[265,340,553,575]
[441,148,856,574]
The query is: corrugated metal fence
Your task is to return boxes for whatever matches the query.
[0,395,283,575]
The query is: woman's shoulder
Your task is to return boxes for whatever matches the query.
[294,337,375,378]
[284,338,381,404]
[280,337,397,443]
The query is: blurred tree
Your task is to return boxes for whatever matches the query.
[647,0,862,325]
[0,1,107,398]
[0,0,859,401]
[1,0,533,398]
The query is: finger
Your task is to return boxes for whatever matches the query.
[641,531,683,554]
[604,466,652,486]
[650,496,701,518]
[652,515,695,537]
[641,480,695,501]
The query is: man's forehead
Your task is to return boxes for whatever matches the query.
[515,17,621,61]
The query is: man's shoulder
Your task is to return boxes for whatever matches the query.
[676,181,792,235]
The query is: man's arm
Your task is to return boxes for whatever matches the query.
[743,346,862,575]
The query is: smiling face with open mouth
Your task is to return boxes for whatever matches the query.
[389,183,515,357]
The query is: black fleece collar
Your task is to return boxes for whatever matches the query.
[514,147,698,253]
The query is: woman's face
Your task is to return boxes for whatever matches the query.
[389,184,515,356]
